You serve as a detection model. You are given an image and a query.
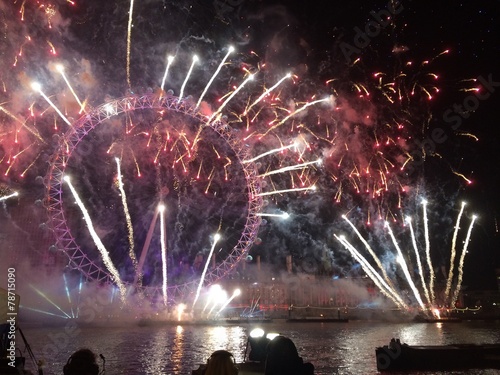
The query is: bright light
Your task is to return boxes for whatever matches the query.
[63,175,70,182]
[250,328,265,338]
[158,204,166,212]
[233,288,241,297]
[104,103,116,115]
[55,64,64,72]
[214,233,221,242]
[31,82,41,91]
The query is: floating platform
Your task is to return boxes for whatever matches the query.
[376,338,500,371]
[413,314,463,323]
[286,317,348,323]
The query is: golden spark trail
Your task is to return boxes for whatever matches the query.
[115,158,137,268]
[422,200,436,305]
[179,55,198,99]
[126,0,135,89]
[31,83,72,126]
[451,215,477,307]
[444,201,466,302]
[406,217,431,307]
[256,186,316,197]
[452,170,473,184]
[197,46,234,108]
[159,204,168,306]
[0,105,44,142]
[21,153,41,177]
[385,222,426,310]
[63,176,126,301]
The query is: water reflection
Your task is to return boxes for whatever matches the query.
[22,321,500,375]
[140,327,170,373]
[399,323,441,344]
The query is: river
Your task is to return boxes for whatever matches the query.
[18,320,500,375]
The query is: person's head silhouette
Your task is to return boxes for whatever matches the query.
[204,350,238,375]
[63,348,99,375]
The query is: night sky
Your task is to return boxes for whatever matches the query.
[1,0,499,300]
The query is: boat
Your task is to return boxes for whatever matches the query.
[224,317,273,324]
[376,338,500,371]
[423,317,462,323]
[287,317,348,323]
[413,313,462,323]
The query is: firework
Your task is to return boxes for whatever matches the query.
[450,214,478,308]
[216,288,241,316]
[0,191,19,202]
[31,82,72,126]
[0,0,485,315]
[115,157,137,269]
[192,233,221,311]
[444,201,466,302]
[159,204,168,306]
[196,46,234,108]
[336,201,477,311]
[63,175,127,302]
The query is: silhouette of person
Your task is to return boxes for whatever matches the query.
[204,350,238,375]
[264,336,314,375]
[63,348,100,375]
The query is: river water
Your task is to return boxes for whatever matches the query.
[19,320,500,375]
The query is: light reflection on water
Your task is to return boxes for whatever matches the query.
[22,320,500,375]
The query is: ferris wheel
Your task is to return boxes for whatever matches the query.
[45,93,263,304]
